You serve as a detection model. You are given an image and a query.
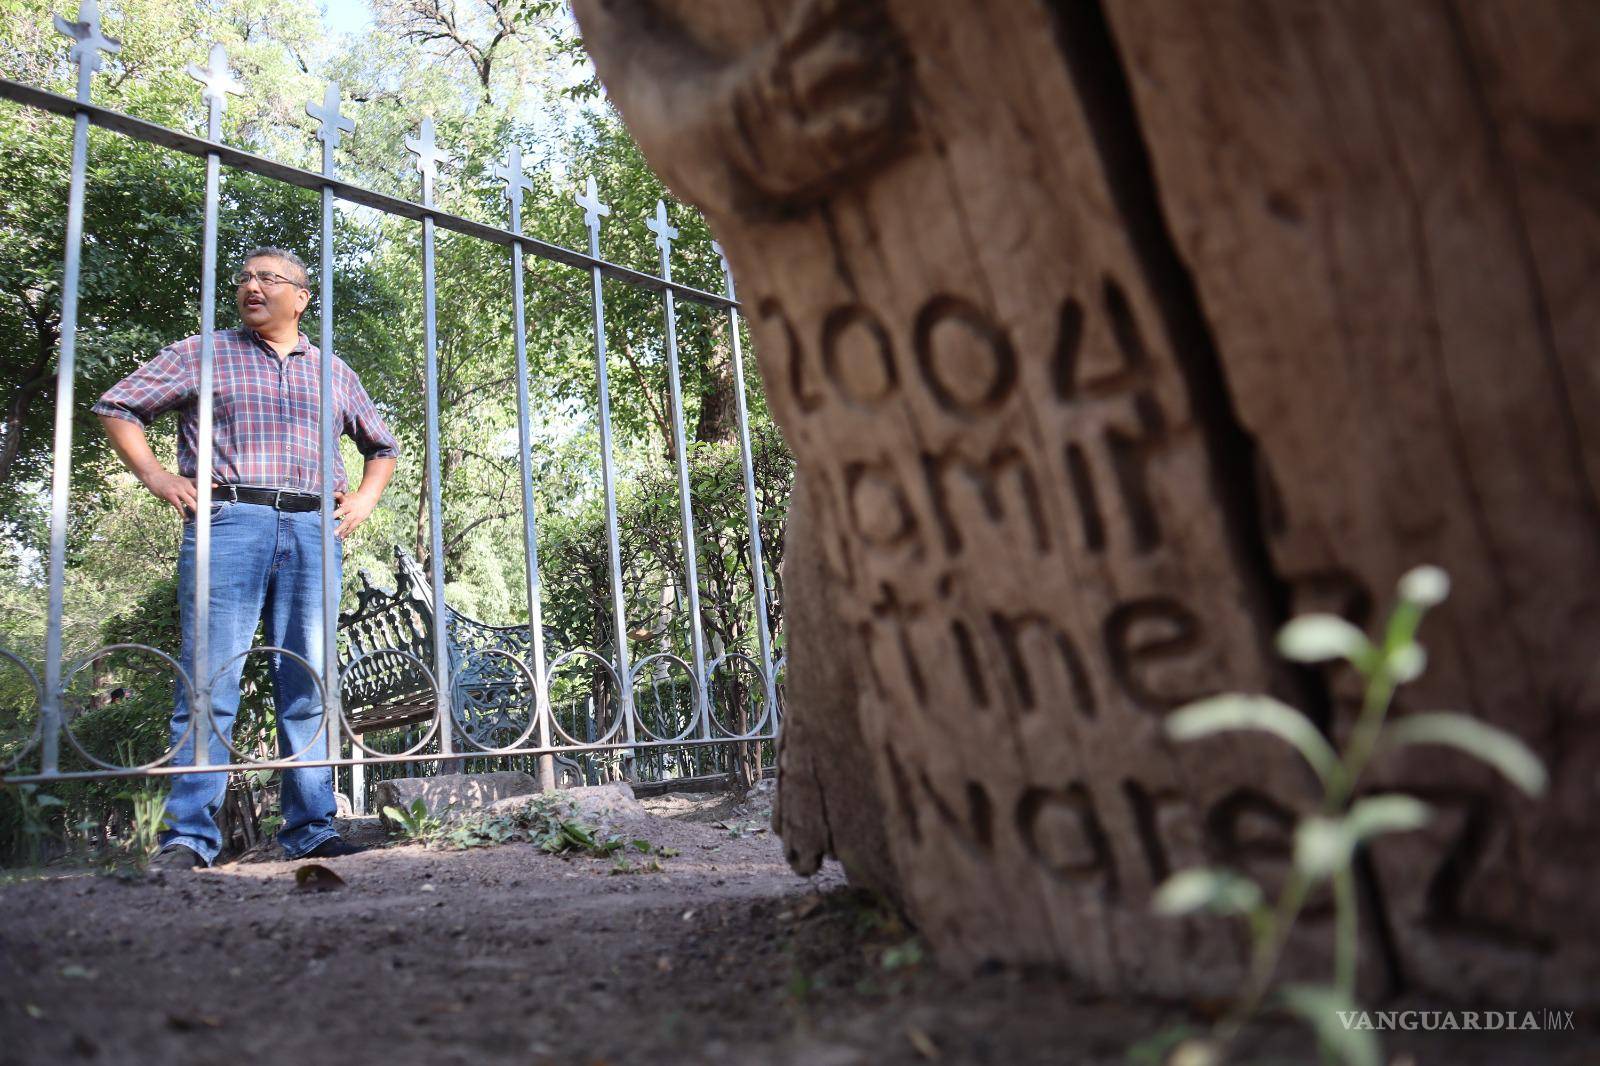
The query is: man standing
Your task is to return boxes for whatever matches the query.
[94,247,399,869]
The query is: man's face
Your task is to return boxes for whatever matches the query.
[235,256,310,333]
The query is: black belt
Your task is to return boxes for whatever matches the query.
[214,485,324,512]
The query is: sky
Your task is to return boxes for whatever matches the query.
[321,0,373,37]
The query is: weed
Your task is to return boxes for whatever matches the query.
[411,793,673,863]
[1150,567,1547,1066]
[120,784,169,868]
[6,783,64,868]
[382,797,443,842]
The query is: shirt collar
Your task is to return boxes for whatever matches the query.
[249,329,313,357]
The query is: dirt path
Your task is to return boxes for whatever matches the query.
[0,788,1587,1065]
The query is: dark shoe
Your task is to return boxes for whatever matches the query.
[148,845,205,872]
[304,837,366,859]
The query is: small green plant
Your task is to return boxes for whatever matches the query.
[382,797,443,842]
[7,784,65,868]
[395,792,671,864]
[1150,566,1547,1066]
[121,784,169,868]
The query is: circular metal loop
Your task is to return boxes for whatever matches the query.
[447,647,542,755]
[705,651,777,740]
[338,647,442,758]
[206,645,328,764]
[545,648,624,748]
[627,651,702,744]
[0,645,45,772]
[59,643,198,772]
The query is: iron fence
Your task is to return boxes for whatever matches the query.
[0,2,783,811]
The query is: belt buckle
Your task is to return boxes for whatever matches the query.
[273,488,285,510]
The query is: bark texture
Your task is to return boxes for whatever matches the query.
[575,0,1600,1005]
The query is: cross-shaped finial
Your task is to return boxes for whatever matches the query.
[493,144,534,209]
[404,117,452,185]
[711,239,736,299]
[575,175,610,235]
[306,83,355,150]
[645,198,679,256]
[54,0,121,94]
[186,44,242,111]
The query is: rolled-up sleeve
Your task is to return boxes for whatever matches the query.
[342,372,400,460]
[92,344,195,426]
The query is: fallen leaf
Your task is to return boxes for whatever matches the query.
[24,1004,44,1020]
[166,1013,224,1031]
[293,864,346,892]
[59,964,97,980]
[905,1024,940,1060]
[419,882,437,893]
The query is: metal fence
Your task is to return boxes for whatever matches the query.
[0,2,782,809]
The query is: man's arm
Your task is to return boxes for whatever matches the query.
[99,414,199,518]
[333,455,395,540]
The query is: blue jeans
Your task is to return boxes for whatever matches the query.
[161,500,343,865]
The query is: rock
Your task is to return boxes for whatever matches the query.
[374,772,540,830]
[484,782,645,829]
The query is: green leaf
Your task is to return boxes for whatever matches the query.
[1397,565,1450,608]
[1276,614,1371,664]
[1293,816,1353,880]
[1386,643,1427,683]
[1380,713,1547,796]
[1166,694,1338,787]
[1279,984,1380,1066]
[33,794,65,809]
[1152,868,1263,917]
[1344,794,1431,842]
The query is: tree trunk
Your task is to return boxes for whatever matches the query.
[575,0,1600,1006]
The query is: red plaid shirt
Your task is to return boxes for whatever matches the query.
[93,329,399,494]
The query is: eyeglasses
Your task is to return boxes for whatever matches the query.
[233,270,306,289]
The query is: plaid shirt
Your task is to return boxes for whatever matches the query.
[93,329,399,494]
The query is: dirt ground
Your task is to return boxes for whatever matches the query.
[0,785,1590,1066]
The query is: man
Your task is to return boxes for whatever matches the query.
[94,247,399,870]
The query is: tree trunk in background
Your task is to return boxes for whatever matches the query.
[575,0,1600,1006]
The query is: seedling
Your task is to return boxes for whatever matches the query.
[1151,567,1546,1066]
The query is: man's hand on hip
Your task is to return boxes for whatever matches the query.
[143,470,199,518]
[332,490,378,540]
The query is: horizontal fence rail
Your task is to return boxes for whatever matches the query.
[0,3,782,808]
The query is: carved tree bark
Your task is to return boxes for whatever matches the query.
[575,0,1599,1006]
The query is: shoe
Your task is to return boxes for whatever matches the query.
[303,838,366,859]
[148,845,205,872]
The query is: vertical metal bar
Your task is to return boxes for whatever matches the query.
[307,84,354,781]
[185,45,238,771]
[406,119,453,765]
[647,201,709,741]
[574,176,636,771]
[42,2,119,774]
[495,148,554,789]
[713,242,777,724]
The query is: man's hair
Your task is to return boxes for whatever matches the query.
[241,246,310,289]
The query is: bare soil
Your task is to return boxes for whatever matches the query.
[0,787,1588,1065]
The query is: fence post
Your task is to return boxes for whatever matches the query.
[576,176,638,777]
[405,117,456,772]
[495,146,556,791]
[647,200,711,751]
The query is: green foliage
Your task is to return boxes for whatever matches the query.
[120,783,169,868]
[382,797,442,842]
[1151,567,1548,1065]
[440,792,654,858]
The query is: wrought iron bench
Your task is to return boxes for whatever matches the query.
[337,546,545,747]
